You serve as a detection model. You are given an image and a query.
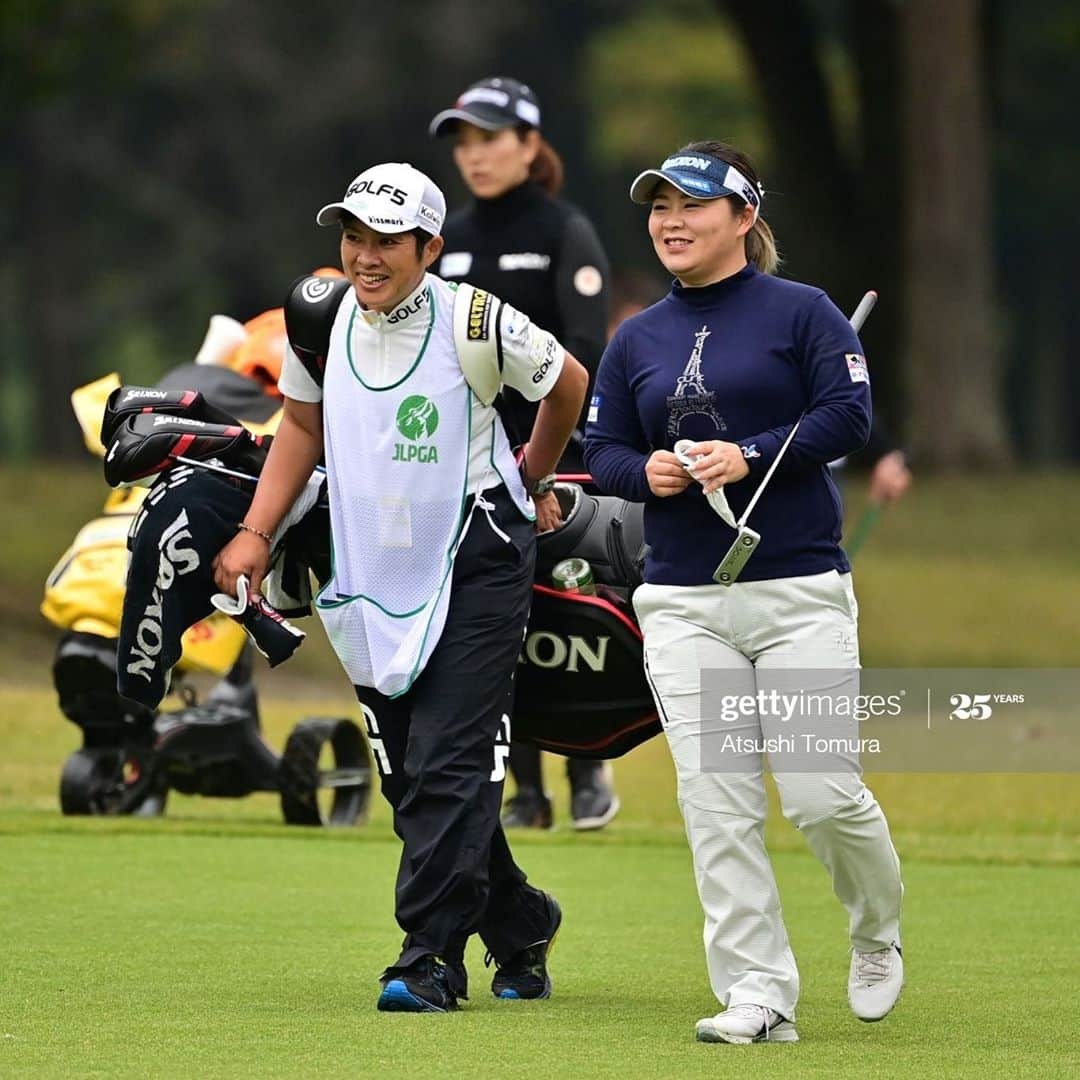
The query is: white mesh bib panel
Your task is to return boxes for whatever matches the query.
[315,282,474,697]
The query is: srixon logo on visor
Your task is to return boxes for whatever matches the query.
[663,155,713,171]
[346,179,408,206]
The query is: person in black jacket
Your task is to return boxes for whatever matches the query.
[430,76,619,831]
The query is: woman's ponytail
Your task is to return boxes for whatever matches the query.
[746,217,780,275]
[526,135,564,196]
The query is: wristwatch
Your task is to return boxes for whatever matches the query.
[529,473,558,497]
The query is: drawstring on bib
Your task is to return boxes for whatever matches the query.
[475,492,511,543]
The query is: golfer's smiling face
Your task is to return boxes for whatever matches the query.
[647,181,754,287]
[339,218,442,314]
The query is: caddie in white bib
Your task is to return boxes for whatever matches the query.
[315,283,485,698]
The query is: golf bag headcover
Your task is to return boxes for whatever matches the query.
[103,412,270,488]
[283,275,352,389]
[101,384,249,447]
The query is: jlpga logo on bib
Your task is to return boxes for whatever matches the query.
[393,395,440,463]
[396,395,439,440]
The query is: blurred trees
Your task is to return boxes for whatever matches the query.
[2,0,623,457]
[2,0,1077,466]
[901,0,1010,466]
[719,0,1010,465]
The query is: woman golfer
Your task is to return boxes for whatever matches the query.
[584,141,904,1044]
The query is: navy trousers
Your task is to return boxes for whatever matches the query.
[354,486,553,995]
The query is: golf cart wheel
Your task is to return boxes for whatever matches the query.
[280,717,371,827]
[58,747,166,817]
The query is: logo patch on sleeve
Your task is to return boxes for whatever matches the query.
[846,353,869,384]
[587,394,601,424]
[529,333,560,383]
[467,290,493,341]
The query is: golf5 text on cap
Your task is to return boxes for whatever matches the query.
[429,76,541,137]
[629,153,764,222]
[316,163,446,236]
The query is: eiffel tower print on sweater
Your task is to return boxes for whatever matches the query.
[666,325,726,439]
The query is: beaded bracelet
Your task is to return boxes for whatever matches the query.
[237,521,273,544]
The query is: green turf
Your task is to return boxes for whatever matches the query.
[2,826,1078,1079]
[2,686,1079,1079]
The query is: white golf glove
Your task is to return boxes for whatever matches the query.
[674,439,738,528]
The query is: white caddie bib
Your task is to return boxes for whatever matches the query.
[315,282,476,697]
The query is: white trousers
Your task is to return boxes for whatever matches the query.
[634,570,902,1020]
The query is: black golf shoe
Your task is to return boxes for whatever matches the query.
[490,895,562,1000]
[501,786,554,829]
[377,955,459,1013]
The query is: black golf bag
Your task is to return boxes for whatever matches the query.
[514,483,659,758]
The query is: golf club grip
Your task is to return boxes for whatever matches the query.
[849,290,878,333]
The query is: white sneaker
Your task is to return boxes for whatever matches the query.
[848,944,904,1021]
[695,1004,798,1044]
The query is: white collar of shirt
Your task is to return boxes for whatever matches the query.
[355,276,432,335]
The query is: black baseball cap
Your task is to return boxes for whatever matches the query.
[429,77,541,137]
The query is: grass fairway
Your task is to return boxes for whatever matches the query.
[2,818,1079,1079]
[2,468,1079,1076]
[2,690,1079,1079]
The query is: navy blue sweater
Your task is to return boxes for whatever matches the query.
[583,265,871,585]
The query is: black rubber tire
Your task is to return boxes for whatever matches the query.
[58,748,166,816]
[279,717,372,827]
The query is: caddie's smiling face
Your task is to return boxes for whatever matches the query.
[339,217,443,314]
[647,181,754,287]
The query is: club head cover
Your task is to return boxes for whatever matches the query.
[104,413,270,487]
[101,385,246,447]
[212,575,304,667]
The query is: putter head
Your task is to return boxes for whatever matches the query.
[713,525,761,585]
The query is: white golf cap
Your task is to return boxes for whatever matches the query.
[316,163,446,236]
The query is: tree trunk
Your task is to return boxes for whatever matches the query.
[718,0,858,302]
[21,108,84,458]
[901,0,1012,466]
[851,0,905,438]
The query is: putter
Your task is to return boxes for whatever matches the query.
[690,290,878,585]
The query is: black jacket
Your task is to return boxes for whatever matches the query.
[438,180,609,449]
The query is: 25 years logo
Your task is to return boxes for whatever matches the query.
[949,692,1025,720]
